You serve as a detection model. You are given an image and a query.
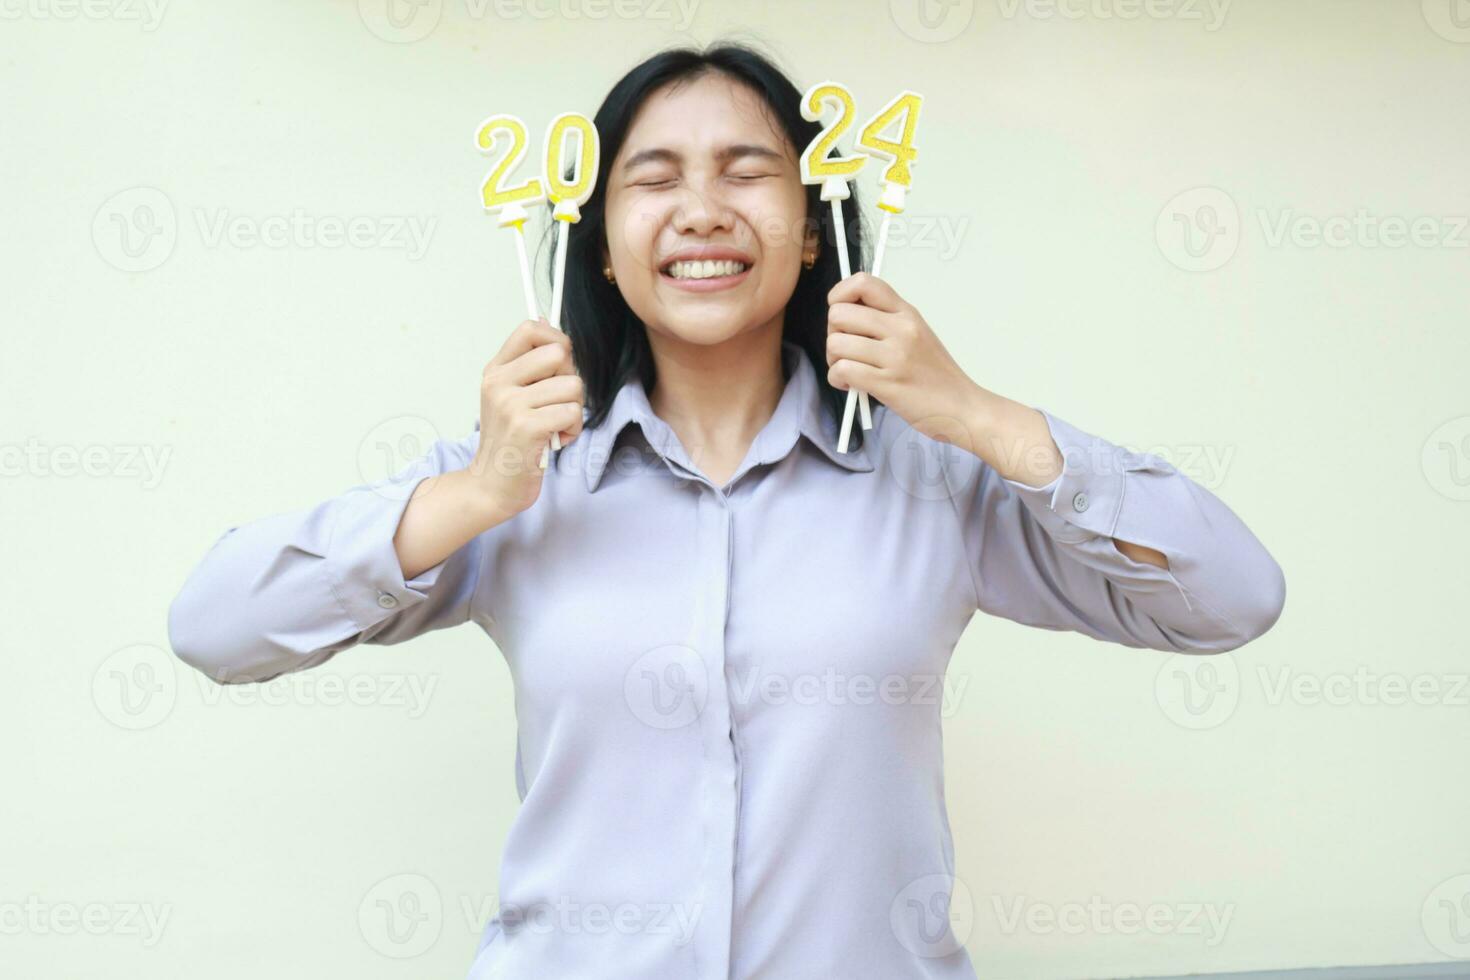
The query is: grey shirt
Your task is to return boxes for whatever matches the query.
[168,339,1285,979]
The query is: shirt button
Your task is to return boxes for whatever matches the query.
[1071,491,1089,513]
[377,592,399,609]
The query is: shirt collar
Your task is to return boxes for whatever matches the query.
[582,339,876,493]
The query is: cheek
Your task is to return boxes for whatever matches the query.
[606,196,664,270]
[750,188,809,260]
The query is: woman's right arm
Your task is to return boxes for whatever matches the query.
[167,319,584,685]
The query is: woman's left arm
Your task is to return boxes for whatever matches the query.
[827,273,1286,654]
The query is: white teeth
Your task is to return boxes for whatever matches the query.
[665,259,748,280]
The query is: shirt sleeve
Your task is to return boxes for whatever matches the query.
[948,407,1285,653]
[167,426,487,684]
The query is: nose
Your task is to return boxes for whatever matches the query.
[670,179,734,238]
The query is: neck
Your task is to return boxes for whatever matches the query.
[645,319,787,475]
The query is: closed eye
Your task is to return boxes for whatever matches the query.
[634,179,676,188]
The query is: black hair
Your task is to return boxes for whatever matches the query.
[542,41,873,452]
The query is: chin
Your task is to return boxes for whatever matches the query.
[652,312,771,349]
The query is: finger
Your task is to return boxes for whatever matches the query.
[556,403,586,445]
[827,301,892,340]
[827,271,906,314]
[826,331,888,370]
[489,317,572,369]
[530,401,584,442]
[828,356,881,394]
[520,373,584,410]
[501,337,574,387]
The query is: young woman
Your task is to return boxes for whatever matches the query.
[169,43,1285,980]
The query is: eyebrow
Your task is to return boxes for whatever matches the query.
[621,143,785,172]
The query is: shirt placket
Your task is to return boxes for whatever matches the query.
[654,448,741,980]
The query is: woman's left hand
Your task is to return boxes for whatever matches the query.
[826,272,985,446]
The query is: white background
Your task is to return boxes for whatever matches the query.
[3,0,1469,977]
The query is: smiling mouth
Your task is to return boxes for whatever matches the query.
[660,259,752,281]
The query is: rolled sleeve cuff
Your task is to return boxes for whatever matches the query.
[320,476,454,631]
[998,408,1150,544]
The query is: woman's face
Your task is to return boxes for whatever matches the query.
[603,72,812,349]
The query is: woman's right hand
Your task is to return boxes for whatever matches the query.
[468,318,585,519]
